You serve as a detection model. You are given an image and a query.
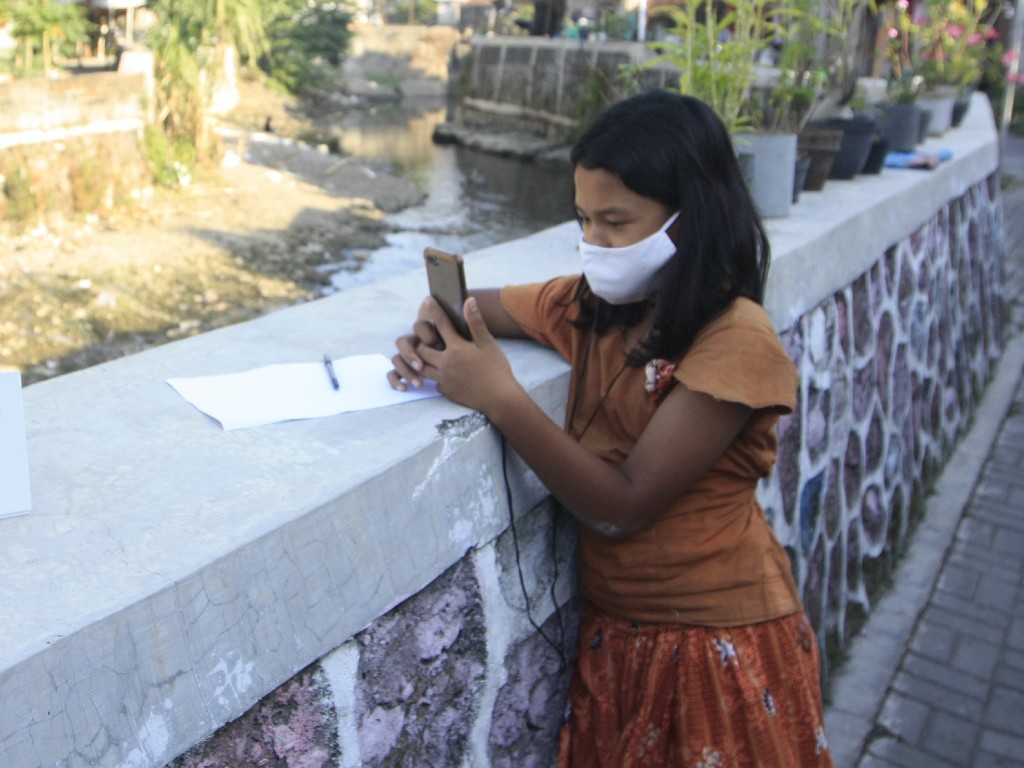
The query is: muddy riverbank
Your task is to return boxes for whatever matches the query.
[1,78,445,386]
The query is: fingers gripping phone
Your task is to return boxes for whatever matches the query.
[424,247,471,340]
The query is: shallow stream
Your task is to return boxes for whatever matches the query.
[321,102,577,292]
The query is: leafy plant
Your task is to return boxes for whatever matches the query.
[1,164,37,231]
[143,124,196,189]
[493,1,533,36]
[647,0,781,133]
[143,0,270,165]
[756,0,829,133]
[598,12,636,42]
[915,0,1002,92]
[763,68,828,133]
[880,0,923,102]
[568,64,644,141]
[887,70,922,103]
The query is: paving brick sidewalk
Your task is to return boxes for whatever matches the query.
[822,134,1024,768]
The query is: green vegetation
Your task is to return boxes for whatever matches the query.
[143,124,196,189]
[0,0,92,77]
[0,135,153,233]
[260,1,354,94]
[647,0,782,133]
[569,64,644,141]
[597,11,635,41]
[494,2,533,36]
[643,0,874,131]
[1,164,36,229]
[0,0,355,196]
[133,0,353,180]
[142,0,270,164]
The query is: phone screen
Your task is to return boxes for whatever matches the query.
[424,248,470,339]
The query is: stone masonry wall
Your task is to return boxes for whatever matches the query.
[763,177,1004,677]
[0,67,151,233]
[169,500,579,768]
[454,38,672,137]
[0,71,146,134]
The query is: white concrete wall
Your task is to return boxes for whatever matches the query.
[0,94,1001,768]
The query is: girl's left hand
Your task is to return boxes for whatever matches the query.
[417,296,521,414]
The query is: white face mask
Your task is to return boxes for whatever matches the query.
[578,212,681,304]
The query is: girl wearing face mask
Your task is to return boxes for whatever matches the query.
[388,90,831,768]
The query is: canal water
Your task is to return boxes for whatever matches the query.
[321,101,577,293]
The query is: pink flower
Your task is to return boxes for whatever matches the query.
[889,26,899,39]
[947,23,965,39]
[896,0,909,8]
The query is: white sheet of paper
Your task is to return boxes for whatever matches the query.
[0,370,32,518]
[167,353,440,430]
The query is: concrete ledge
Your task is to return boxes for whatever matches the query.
[764,94,999,331]
[0,118,145,150]
[0,94,1000,767]
[1,226,577,768]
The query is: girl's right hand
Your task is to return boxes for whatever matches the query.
[388,298,444,391]
[389,289,526,392]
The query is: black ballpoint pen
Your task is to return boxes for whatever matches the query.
[323,354,339,391]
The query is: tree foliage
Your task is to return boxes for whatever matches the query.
[144,0,270,162]
[260,1,355,94]
[141,0,354,172]
[0,0,92,76]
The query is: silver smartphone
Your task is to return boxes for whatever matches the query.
[424,247,470,339]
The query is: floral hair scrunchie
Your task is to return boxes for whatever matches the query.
[644,358,676,401]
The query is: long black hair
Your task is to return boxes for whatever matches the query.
[570,89,770,364]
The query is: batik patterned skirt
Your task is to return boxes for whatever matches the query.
[558,604,833,768]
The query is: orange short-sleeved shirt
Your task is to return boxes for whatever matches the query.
[501,275,802,627]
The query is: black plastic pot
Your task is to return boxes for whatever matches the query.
[917,110,932,144]
[862,137,890,174]
[793,155,812,202]
[879,103,921,153]
[811,114,877,180]
[797,126,843,192]
[952,99,970,127]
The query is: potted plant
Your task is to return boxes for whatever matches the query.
[873,1,926,155]
[644,0,800,217]
[914,0,1002,132]
[753,0,828,136]
[798,122,844,190]
[734,0,823,215]
[647,0,832,216]
[879,81,924,152]
[794,0,867,192]
[801,0,879,180]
